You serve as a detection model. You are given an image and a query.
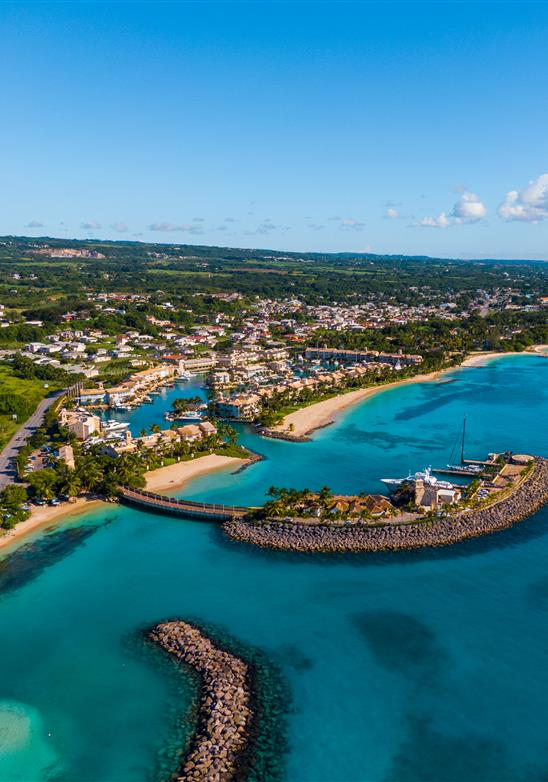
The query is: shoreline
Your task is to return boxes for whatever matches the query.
[0,495,108,553]
[1,348,545,555]
[144,453,251,494]
[264,369,444,439]
[263,346,548,440]
[0,454,250,555]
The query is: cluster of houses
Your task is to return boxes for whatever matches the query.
[79,364,177,408]
[58,405,218,458]
[214,360,413,421]
[280,492,396,520]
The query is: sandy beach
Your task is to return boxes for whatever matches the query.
[270,346,548,438]
[0,455,249,554]
[0,495,107,553]
[145,453,250,494]
[270,370,444,438]
[460,345,548,368]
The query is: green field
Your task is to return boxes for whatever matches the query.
[0,367,56,449]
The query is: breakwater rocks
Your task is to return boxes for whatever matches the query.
[255,427,311,443]
[149,620,289,782]
[230,449,265,475]
[150,621,251,781]
[224,458,548,554]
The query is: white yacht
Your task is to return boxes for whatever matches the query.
[381,467,453,490]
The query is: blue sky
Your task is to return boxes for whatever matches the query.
[1,1,548,259]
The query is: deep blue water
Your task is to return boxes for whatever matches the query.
[1,355,547,782]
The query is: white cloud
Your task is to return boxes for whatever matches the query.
[26,220,44,228]
[110,222,128,233]
[80,220,101,230]
[451,191,487,223]
[417,191,486,228]
[498,173,548,222]
[385,207,401,219]
[417,212,450,229]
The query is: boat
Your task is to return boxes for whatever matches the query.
[180,410,202,421]
[381,467,454,490]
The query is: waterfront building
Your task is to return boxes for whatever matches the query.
[305,347,423,366]
[59,408,103,439]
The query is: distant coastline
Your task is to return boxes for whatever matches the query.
[262,346,548,440]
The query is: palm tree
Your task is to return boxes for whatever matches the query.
[58,470,82,497]
[318,486,333,506]
[76,459,104,492]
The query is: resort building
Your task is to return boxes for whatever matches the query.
[59,408,103,440]
[304,347,423,366]
[215,394,262,420]
[414,480,462,511]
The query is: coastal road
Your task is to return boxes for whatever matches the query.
[0,391,65,491]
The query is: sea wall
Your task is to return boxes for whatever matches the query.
[224,458,548,553]
[254,427,311,443]
[149,621,252,781]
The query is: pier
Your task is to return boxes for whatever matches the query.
[118,485,251,521]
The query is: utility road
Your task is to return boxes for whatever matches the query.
[0,391,64,491]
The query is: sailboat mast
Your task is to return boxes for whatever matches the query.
[461,416,467,464]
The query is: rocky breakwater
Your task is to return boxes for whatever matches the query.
[224,458,548,553]
[255,426,311,443]
[149,620,252,781]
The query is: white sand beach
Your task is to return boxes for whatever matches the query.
[270,346,548,438]
[0,496,107,553]
[144,453,250,494]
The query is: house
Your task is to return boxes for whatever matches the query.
[414,480,462,511]
[79,388,108,406]
[57,444,75,470]
[59,408,102,440]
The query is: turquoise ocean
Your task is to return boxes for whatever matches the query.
[1,354,547,782]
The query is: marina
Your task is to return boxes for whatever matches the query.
[1,354,547,782]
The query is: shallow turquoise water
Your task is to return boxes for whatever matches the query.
[1,355,547,782]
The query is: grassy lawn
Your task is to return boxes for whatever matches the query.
[0,366,60,450]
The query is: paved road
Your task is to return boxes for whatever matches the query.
[0,391,65,491]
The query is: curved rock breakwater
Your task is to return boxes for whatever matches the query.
[149,620,289,782]
[149,621,251,781]
[224,458,548,553]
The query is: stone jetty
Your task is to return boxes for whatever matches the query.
[255,426,311,443]
[149,620,252,781]
[224,458,548,554]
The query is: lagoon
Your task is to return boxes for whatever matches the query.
[1,355,548,782]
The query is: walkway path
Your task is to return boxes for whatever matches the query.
[119,485,251,521]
